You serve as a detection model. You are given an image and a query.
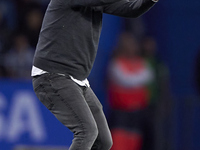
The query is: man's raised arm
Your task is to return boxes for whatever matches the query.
[103,0,158,18]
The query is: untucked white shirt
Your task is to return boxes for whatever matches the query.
[31,66,90,87]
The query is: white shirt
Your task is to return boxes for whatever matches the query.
[31,66,90,87]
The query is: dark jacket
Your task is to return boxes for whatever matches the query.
[33,0,156,80]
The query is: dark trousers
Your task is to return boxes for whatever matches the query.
[32,73,112,150]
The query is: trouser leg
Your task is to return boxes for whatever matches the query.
[33,73,98,150]
[84,87,113,150]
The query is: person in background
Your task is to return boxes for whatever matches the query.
[15,0,42,29]
[15,0,43,48]
[0,0,17,30]
[0,9,9,77]
[141,35,172,150]
[3,34,34,79]
[141,36,171,104]
[0,1,16,77]
[0,0,45,78]
[141,35,161,111]
[107,32,155,150]
[24,8,43,48]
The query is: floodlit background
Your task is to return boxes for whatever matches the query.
[0,0,200,150]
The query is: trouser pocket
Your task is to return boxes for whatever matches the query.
[33,76,54,110]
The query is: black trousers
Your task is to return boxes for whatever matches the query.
[32,73,112,150]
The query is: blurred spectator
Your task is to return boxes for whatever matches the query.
[16,0,43,47]
[141,36,160,104]
[141,36,172,150]
[141,36,170,103]
[0,0,17,30]
[0,9,10,52]
[15,0,42,28]
[0,0,47,78]
[0,5,15,77]
[107,32,155,150]
[3,34,34,79]
[15,0,43,48]
[24,8,43,48]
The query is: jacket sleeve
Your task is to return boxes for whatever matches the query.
[103,0,157,18]
[69,0,123,7]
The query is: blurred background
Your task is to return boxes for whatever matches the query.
[0,0,200,150]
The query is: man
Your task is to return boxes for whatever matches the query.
[32,0,158,149]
